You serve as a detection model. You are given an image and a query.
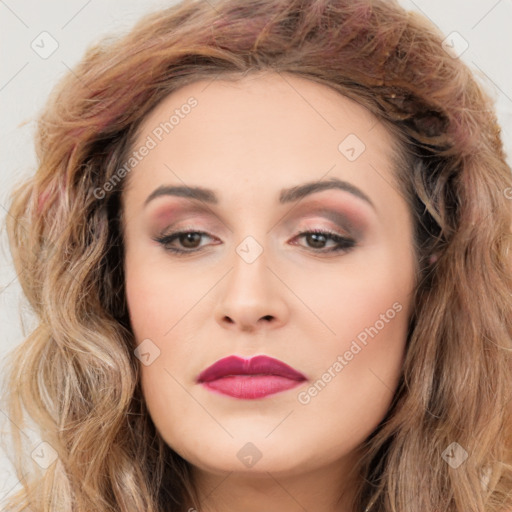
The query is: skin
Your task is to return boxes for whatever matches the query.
[122,71,417,512]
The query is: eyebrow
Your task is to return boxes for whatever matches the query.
[144,177,375,209]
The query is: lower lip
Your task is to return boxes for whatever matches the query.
[200,375,304,399]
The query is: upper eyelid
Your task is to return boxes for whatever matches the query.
[154,208,360,233]
[148,199,367,234]
[157,220,351,236]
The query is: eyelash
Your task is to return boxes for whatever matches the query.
[153,228,356,256]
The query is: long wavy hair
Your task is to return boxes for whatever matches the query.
[2,0,511,510]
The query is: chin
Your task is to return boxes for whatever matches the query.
[176,438,310,476]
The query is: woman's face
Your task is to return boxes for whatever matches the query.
[122,72,416,482]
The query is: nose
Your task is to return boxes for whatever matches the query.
[214,249,289,333]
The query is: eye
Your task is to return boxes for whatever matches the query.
[291,228,356,253]
[153,230,215,254]
[153,227,356,256]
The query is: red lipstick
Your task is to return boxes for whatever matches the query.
[197,355,307,399]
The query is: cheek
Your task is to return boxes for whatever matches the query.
[124,252,192,340]
[294,249,412,396]
[139,364,201,461]
[294,253,411,347]
[293,299,408,456]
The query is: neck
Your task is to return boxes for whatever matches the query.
[184,451,363,512]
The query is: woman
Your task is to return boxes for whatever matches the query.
[2,0,511,511]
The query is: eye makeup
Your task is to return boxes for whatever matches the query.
[145,191,373,239]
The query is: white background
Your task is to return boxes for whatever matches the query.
[1,0,511,504]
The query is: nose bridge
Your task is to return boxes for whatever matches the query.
[228,197,270,271]
[213,227,289,331]
[229,232,271,300]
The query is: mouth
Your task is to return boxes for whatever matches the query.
[197,355,307,399]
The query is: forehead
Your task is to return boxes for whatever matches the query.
[133,71,387,147]
[122,72,401,210]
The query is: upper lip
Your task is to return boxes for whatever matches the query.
[197,355,307,383]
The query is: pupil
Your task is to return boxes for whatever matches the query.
[182,233,200,248]
[309,233,326,248]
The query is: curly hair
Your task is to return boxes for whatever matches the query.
[2,0,511,510]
